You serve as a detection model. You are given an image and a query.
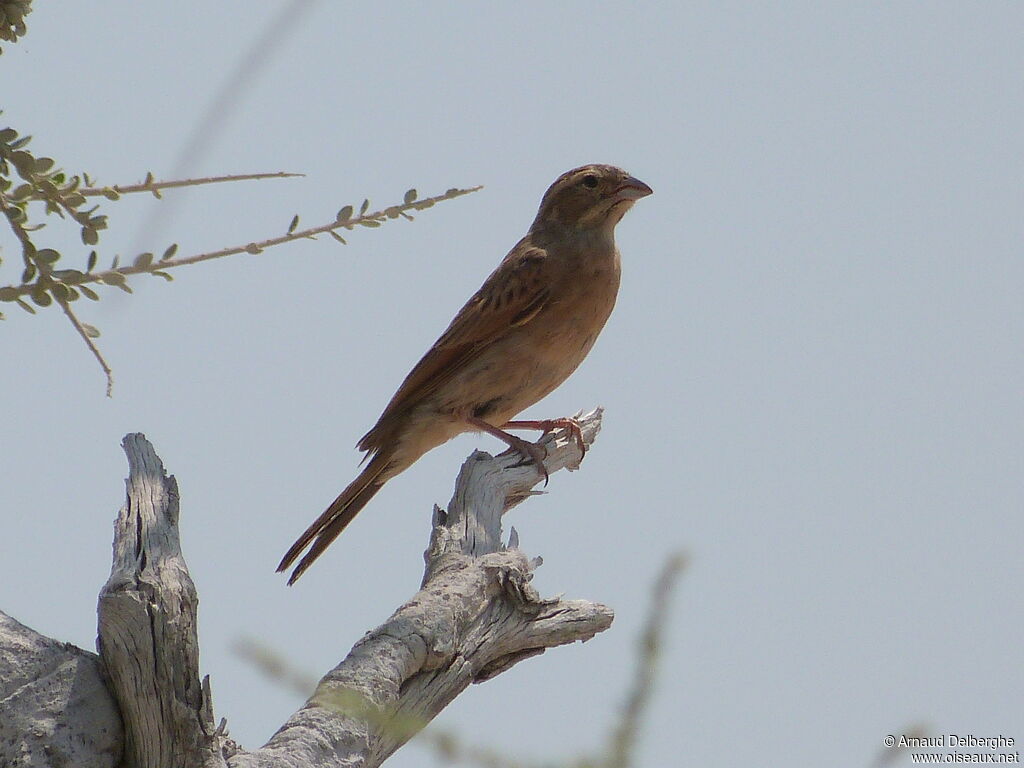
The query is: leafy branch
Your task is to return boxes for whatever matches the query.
[1,120,481,395]
[1,185,481,303]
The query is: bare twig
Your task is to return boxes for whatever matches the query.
[56,295,112,395]
[128,185,483,271]
[75,171,303,199]
[605,553,688,768]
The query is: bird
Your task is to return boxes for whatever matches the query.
[278,164,652,584]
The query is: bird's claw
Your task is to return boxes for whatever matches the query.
[467,415,550,485]
[503,417,587,461]
[555,417,587,460]
[512,439,549,486]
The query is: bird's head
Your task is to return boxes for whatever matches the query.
[531,164,652,234]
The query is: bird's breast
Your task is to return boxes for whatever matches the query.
[451,255,621,424]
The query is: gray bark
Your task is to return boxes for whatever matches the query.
[96,433,226,768]
[0,611,122,768]
[0,409,612,768]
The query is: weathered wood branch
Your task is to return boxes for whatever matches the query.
[237,409,612,768]
[0,611,122,768]
[0,408,612,768]
[96,434,226,768]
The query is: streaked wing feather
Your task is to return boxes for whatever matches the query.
[358,242,549,451]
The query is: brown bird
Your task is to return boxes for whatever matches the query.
[278,164,652,584]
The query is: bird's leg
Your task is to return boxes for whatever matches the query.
[467,416,550,486]
[502,417,587,460]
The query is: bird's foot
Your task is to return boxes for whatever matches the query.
[467,416,550,485]
[502,417,587,460]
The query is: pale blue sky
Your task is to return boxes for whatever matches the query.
[3,3,1022,766]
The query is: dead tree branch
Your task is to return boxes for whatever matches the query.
[0,409,612,768]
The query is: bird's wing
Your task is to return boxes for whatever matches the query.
[358,241,550,452]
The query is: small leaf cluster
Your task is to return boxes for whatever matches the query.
[0,124,108,238]
[0,0,32,54]
[0,122,112,319]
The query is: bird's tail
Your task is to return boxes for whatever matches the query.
[277,452,391,585]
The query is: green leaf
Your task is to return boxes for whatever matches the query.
[336,205,353,223]
[151,271,173,281]
[36,248,60,264]
[102,188,121,201]
[133,252,154,268]
[358,219,381,228]
[34,157,55,173]
[10,150,33,174]
[329,231,347,245]
[360,198,370,215]
[144,171,161,199]
[0,286,18,301]
[15,298,35,314]
[288,214,300,234]
[6,205,27,224]
[21,263,36,282]
[81,323,101,338]
[101,271,126,287]
[82,227,99,245]
[52,269,85,281]
[161,243,178,261]
[87,251,98,272]
[30,290,52,307]
[403,188,417,204]
[80,285,99,301]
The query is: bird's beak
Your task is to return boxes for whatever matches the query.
[613,175,653,202]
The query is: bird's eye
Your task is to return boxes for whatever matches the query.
[581,174,599,188]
